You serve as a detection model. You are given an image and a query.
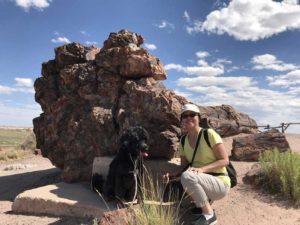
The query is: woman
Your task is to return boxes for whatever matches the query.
[163,103,230,225]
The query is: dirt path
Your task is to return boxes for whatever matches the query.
[0,133,299,225]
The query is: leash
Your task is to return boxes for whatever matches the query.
[129,154,138,203]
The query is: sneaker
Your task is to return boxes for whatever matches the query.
[191,207,202,215]
[190,211,217,225]
[190,201,213,215]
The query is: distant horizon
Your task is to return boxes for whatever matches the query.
[0,123,299,135]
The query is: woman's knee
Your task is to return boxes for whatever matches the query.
[180,171,197,187]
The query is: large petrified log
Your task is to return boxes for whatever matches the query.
[33,29,257,182]
[232,131,290,161]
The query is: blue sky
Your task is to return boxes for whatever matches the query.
[0,0,300,133]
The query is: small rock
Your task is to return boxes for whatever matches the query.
[99,206,137,225]
[243,163,262,184]
[34,149,41,155]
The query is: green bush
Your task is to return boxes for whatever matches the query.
[259,149,300,204]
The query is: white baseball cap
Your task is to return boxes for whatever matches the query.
[180,103,200,115]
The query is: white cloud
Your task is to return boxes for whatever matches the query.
[165,51,229,77]
[0,77,34,94]
[178,76,300,133]
[168,51,300,133]
[212,58,232,69]
[183,10,191,23]
[288,86,300,95]
[154,20,175,30]
[0,103,42,127]
[80,30,90,36]
[177,75,254,89]
[165,63,224,77]
[194,0,300,41]
[196,51,210,58]
[195,86,300,126]
[85,41,98,45]
[186,20,202,35]
[267,69,300,87]
[0,85,15,94]
[197,59,209,67]
[212,0,228,9]
[14,0,52,11]
[15,77,33,87]
[144,43,157,50]
[51,36,71,44]
[227,66,240,73]
[252,54,298,71]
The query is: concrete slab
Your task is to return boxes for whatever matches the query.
[12,182,118,218]
[11,158,181,219]
[92,156,182,178]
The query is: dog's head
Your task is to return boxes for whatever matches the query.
[120,126,150,158]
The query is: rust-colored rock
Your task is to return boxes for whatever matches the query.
[96,30,166,80]
[243,163,262,185]
[55,43,100,69]
[199,105,257,137]
[33,30,257,182]
[98,207,136,225]
[232,131,290,161]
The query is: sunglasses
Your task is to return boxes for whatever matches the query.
[181,112,197,119]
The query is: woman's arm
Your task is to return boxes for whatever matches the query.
[188,143,229,173]
[163,156,190,181]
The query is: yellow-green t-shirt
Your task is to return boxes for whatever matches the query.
[179,128,231,187]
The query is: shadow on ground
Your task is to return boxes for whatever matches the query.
[0,168,62,201]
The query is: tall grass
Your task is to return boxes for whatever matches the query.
[130,168,183,225]
[259,149,300,204]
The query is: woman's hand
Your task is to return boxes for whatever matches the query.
[187,167,204,174]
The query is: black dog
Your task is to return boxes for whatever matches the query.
[91,126,149,202]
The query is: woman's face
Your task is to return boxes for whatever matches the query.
[181,110,200,131]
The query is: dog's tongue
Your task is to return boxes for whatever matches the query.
[142,152,148,157]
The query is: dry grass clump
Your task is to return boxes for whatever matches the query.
[0,150,28,161]
[129,169,183,225]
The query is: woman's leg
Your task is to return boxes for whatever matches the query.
[181,171,229,213]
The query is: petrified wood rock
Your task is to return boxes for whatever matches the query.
[232,131,290,161]
[33,29,257,182]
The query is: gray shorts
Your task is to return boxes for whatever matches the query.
[181,171,230,207]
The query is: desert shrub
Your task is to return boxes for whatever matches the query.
[19,132,36,151]
[259,149,300,204]
[0,150,28,161]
